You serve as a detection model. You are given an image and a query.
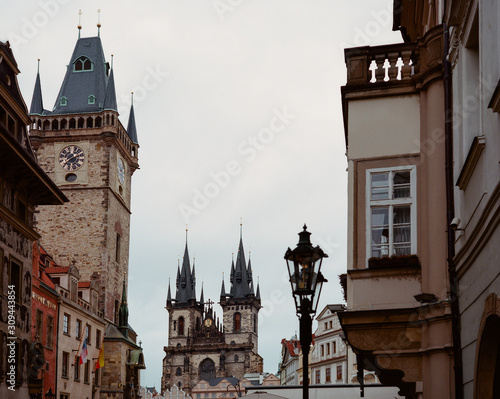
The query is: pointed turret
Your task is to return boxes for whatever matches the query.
[118,274,129,337]
[52,36,110,114]
[200,283,204,305]
[175,241,195,304]
[220,277,226,299]
[103,58,117,111]
[30,60,44,115]
[126,93,139,144]
[256,283,261,301]
[230,235,253,298]
[167,279,172,306]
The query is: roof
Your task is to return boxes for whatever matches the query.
[45,266,70,274]
[51,36,112,115]
[207,377,239,387]
[126,100,138,143]
[281,338,301,357]
[78,281,91,288]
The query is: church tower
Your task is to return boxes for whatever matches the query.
[219,232,261,353]
[162,231,262,395]
[29,25,139,322]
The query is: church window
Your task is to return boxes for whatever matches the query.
[234,355,239,362]
[116,234,121,262]
[234,312,241,332]
[199,358,215,381]
[60,96,68,106]
[73,56,94,72]
[88,95,96,104]
[176,367,182,376]
[179,317,185,336]
[173,320,177,331]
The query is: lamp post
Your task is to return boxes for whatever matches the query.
[285,225,328,399]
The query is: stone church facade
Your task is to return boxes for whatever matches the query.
[162,235,263,395]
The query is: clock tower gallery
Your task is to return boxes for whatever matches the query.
[29,31,139,322]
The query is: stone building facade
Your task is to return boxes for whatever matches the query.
[29,32,139,322]
[0,40,66,399]
[162,235,263,395]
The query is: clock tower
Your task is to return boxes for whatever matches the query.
[29,31,139,322]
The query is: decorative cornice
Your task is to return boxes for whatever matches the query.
[456,135,485,190]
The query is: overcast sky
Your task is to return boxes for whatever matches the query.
[1,0,402,389]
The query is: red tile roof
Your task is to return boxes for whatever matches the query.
[45,266,69,274]
[78,282,91,288]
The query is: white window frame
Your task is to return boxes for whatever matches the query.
[366,165,417,265]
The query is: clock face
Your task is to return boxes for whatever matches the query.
[204,318,213,327]
[59,145,85,171]
[117,158,125,184]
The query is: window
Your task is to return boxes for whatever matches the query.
[95,368,100,386]
[234,312,241,332]
[88,95,96,104]
[199,358,216,381]
[326,367,331,383]
[315,370,321,384]
[60,97,68,106]
[63,314,70,335]
[47,316,54,348]
[321,345,324,357]
[84,361,90,383]
[176,367,182,376]
[60,394,69,399]
[76,319,82,340]
[73,56,93,72]
[74,357,80,380]
[337,365,342,381]
[9,258,22,302]
[326,343,330,356]
[86,325,91,345]
[116,234,121,262]
[367,166,416,260]
[329,320,333,329]
[62,352,69,377]
[178,317,185,336]
[96,329,101,348]
[36,310,44,343]
[333,341,336,354]
[324,322,328,330]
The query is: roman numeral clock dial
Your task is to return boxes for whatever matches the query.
[59,145,85,171]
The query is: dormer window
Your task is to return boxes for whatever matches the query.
[88,95,96,104]
[73,56,93,72]
[60,96,68,106]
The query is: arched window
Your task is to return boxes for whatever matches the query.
[88,95,96,104]
[178,317,185,336]
[199,358,215,382]
[176,367,182,376]
[60,97,68,106]
[73,56,93,72]
[234,312,241,332]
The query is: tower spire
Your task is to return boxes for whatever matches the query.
[97,9,101,37]
[103,54,117,111]
[78,10,82,39]
[118,272,129,337]
[30,59,44,115]
[126,92,139,144]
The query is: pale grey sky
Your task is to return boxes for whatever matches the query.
[1,0,402,389]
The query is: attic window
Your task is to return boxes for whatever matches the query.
[60,97,68,106]
[88,95,96,104]
[74,56,94,72]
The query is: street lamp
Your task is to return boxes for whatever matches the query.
[285,224,328,399]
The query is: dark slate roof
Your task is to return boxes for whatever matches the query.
[175,243,196,303]
[126,100,138,143]
[229,237,254,298]
[103,67,117,111]
[52,36,111,114]
[30,64,44,115]
[207,377,239,387]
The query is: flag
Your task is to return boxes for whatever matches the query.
[79,337,88,364]
[95,342,104,369]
